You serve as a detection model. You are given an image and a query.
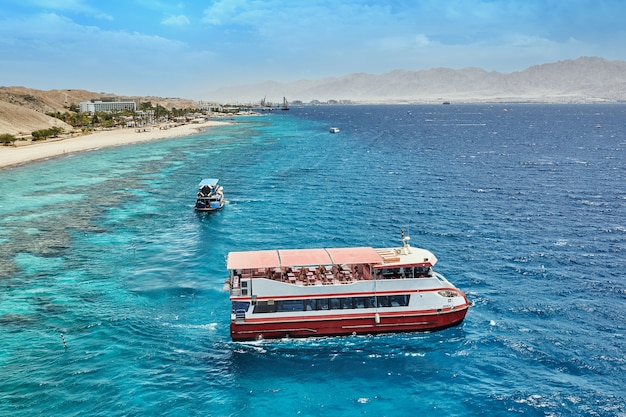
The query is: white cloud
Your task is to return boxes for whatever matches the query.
[30,0,112,20]
[162,14,190,26]
[0,11,216,96]
[202,0,248,25]
[365,33,432,53]
[414,34,431,47]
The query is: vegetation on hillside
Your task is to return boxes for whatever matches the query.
[31,126,64,141]
[46,101,241,132]
[0,133,17,145]
[1,91,252,143]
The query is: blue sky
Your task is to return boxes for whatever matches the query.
[1,0,625,100]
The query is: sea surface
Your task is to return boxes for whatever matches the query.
[1,104,625,416]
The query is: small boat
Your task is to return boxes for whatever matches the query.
[329,127,340,133]
[224,231,470,341]
[194,178,224,211]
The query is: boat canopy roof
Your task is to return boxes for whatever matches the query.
[227,247,383,270]
[198,178,219,187]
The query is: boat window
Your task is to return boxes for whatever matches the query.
[381,268,402,279]
[339,297,353,309]
[253,301,276,314]
[249,294,412,314]
[390,294,410,307]
[275,300,305,312]
[415,266,430,277]
[376,296,390,308]
[232,301,250,313]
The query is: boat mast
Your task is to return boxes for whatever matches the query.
[401,229,412,254]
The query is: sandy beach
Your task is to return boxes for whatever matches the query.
[0,120,229,169]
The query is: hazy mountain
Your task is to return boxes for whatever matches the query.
[2,56,624,135]
[210,56,626,104]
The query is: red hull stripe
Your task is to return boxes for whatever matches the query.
[230,308,468,341]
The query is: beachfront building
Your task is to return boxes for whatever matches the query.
[79,100,137,113]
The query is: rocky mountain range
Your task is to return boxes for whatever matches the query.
[2,56,625,135]
[211,56,626,104]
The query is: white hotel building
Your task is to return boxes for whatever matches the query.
[79,100,137,113]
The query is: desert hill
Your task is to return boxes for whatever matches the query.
[0,86,198,115]
[0,87,101,115]
[0,100,73,136]
[0,87,198,135]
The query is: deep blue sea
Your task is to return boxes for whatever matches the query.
[1,104,625,416]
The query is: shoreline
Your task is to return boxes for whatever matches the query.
[0,120,230,169]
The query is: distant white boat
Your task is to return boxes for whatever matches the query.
[329,127,340,133]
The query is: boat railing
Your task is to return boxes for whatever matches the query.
[433,271,454,286]
[237,264,439,286]
[233,266,440,288]
[230,275,242,296]
[235,309,246,322]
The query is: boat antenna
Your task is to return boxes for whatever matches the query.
[401,228,411,253]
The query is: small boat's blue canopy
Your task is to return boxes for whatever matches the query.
[198,178,219,188]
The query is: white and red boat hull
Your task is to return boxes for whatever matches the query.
[230,305,469,341]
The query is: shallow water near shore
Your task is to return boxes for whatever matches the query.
[1,104,625,416]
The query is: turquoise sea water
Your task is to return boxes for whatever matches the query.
[1,104,625,416]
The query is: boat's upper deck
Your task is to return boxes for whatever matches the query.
[227,244,438,286]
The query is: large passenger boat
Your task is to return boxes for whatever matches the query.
[225,232,470,341]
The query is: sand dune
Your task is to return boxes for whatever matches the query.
[0,100,73,136]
